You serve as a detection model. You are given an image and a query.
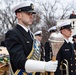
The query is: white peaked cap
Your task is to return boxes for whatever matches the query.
[34,31,42,36]
[57,20,71,28]
[11,1,34,13]
[48,26,57,32]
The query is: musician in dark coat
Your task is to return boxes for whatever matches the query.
[55,21,76,75]
[44,26,57,75]
[34,30,44,75]
[4,1,58,75]
[34,30,44,61]
[44,26,57,62]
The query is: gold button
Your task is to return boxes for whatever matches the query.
[71,70,73,72]
[71,64,73,66]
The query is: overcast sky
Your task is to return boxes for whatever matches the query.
[0,0,76,10]
[0,0,76,40]
[0,0,76,17]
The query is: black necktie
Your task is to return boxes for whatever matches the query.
[28,30,30,35]
[28,30,33,39]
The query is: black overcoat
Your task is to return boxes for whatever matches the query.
[55,41,76,75]
[5,24,33,73]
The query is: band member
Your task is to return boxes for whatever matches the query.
[5,1,58,75]
[34,30,44,61]
[44,26,57,75]
[34,30,42,43]
[34,30,44,75]
[44,26,57,62]
[55,21,76,75]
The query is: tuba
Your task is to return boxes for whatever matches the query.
[60,59,69,75]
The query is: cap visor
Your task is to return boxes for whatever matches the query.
[27,10,36,14]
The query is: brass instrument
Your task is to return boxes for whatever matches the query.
[60,59,69,75]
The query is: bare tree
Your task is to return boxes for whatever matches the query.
[38,0,59,28]
[30,12,41,32]
[33,0,59,42]
[59,1,73,19]
[33,0,75,42]
[0,0,17,35]
[0,0,75,42]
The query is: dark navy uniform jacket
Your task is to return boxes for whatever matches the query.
[55,40,76,75]
[73,42,76,50]
[44,41,52,62]
[5,24,33,73]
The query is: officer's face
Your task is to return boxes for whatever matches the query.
[16,12,34,26]
[61,28,72,38]
[35,36,42,42]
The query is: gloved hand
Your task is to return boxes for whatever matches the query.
[25,59,58,73]
[45,60,58,72]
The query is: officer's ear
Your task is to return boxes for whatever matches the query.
[16,12,22,19]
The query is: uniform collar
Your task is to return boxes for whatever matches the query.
[17,23,29,32]
[36,39,40,44]
[64,38,70,43]
[61,34,70,43]
[65,39,69,43]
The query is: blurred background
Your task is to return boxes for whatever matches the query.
[0,0,76,44]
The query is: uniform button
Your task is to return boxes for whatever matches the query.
[75,70,76,72]
[71,70,73,72]
[71,64,73,66]
[70,58,72,60]
[75,64,76,65]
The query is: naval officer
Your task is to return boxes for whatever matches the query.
[34,30,45,61]
[5,1,58,75]
[55,21,76,75]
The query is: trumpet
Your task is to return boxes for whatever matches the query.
[60,59,69,75]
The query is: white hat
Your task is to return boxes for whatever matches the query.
[34,31,42,36]
[48,26,57,32]
[57,20,72,30]
[11,1,36,14]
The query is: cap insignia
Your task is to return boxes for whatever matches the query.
[30,3,34,10]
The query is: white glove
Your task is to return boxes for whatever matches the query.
[45,61,58,72]
[25,59,58,73]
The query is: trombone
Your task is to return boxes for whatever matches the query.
[60,59,69,75]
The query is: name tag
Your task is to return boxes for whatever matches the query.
[65,49,69,51]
